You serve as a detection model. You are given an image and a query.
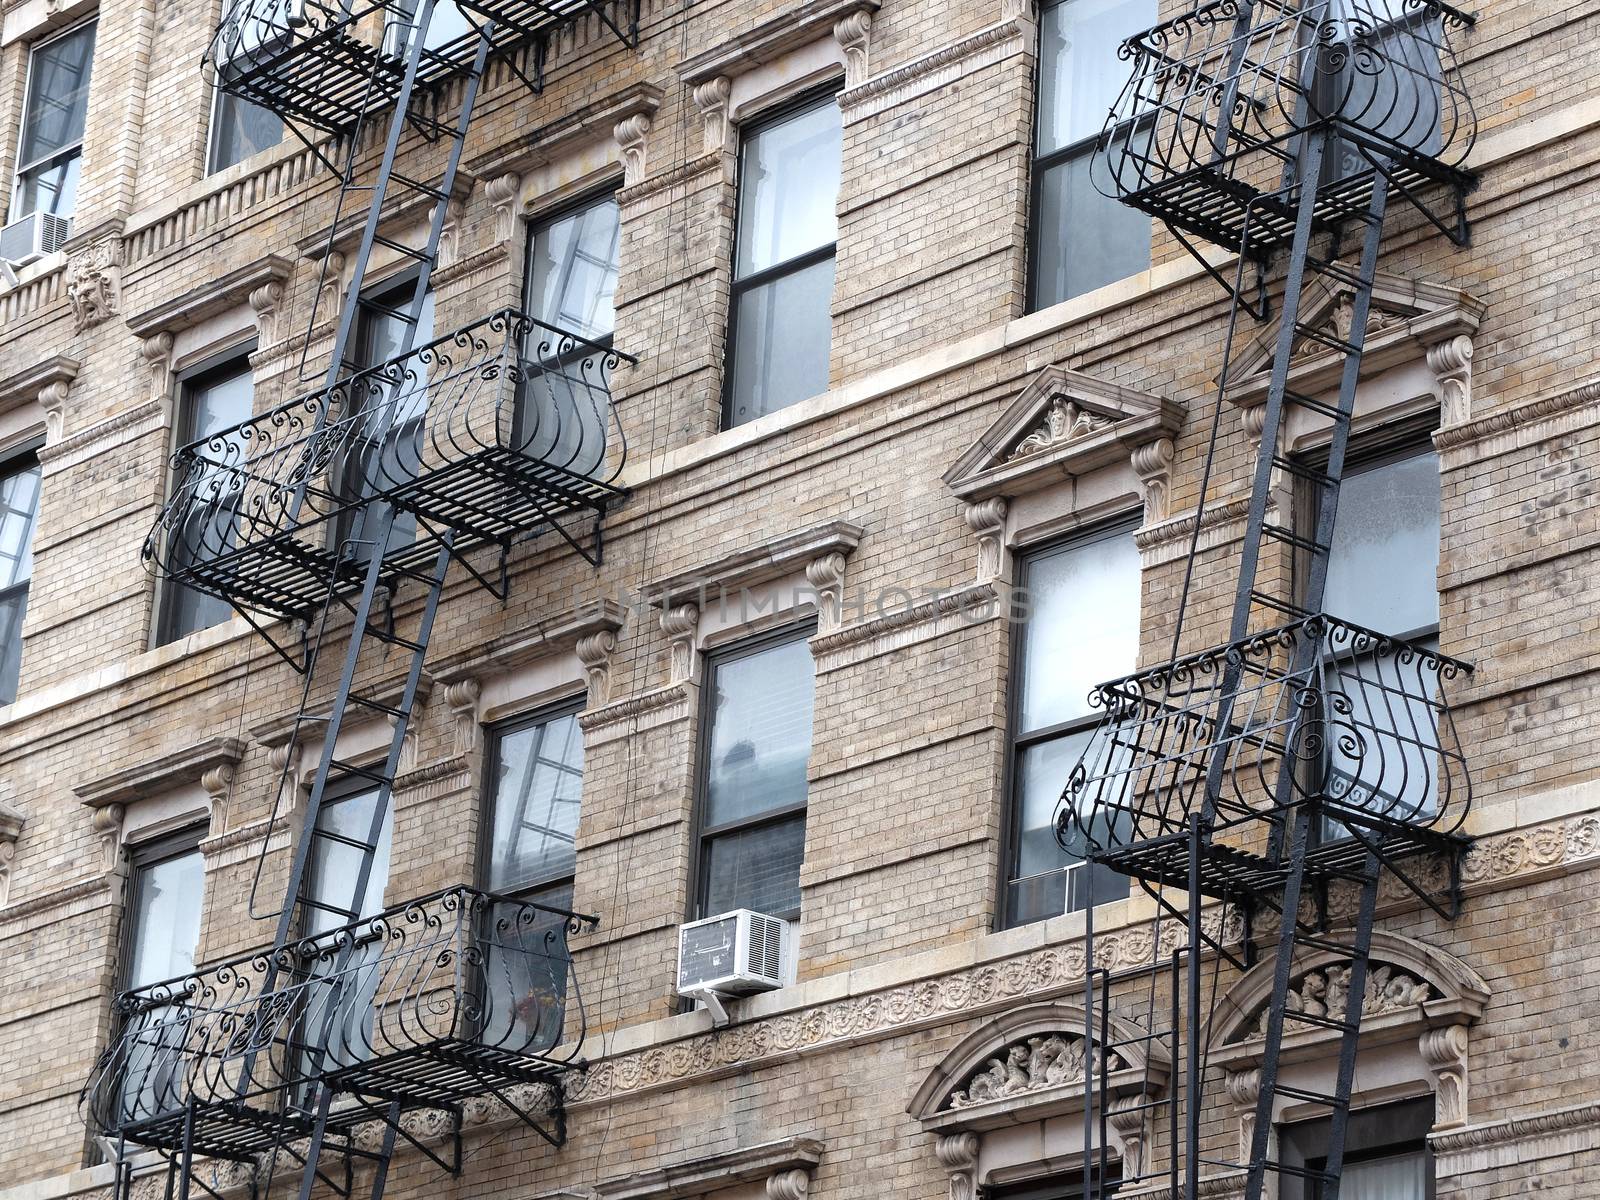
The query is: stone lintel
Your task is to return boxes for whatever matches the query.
[125,256,293,338]
[594,1135,824,1200]
[675,0,877,85]
[645,521,865,609]
[74,735,246,809]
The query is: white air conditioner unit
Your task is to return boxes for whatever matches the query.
[0,211,71,267]
[677,909,792,1025]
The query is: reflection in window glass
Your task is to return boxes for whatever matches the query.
[1031,0,1153,308]
[726,95,842,427]
[1322,449,1440,637]
[127,842,205,988]
[208,86,283,174]
[306,786,393,933]
[12,21,95,220]
[698,633,816,919]
[1006,524,1140,927]
[486,709,585,896]
[525,195,620,343]
[0,457,40,705]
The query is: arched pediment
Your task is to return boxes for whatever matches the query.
[1209,930,1489,1064]
[908,1002,1171,1134]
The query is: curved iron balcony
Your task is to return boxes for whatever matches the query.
[207,0,641,133]
[1055,614,1473,898]
[82,887,596,1159]
[1092,0,1478,257]
[142,308,632,623]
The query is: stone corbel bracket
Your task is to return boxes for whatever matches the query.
[0,797,23,908]
[677,0,880,154]
[74,736,247,868]
[0,355,80,446]
[594,1135,823,1200]
[429,599,628,750]
[646,520,866,666]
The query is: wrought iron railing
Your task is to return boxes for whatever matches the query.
[1055,614,1473,866]
[82,887,596,1141]
[206,0,640,131]
[142,308,631,620]
[1092,0,1477,253]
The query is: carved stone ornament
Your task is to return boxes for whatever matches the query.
[1428,333,1474,426]
[1288,292,1407,364]
[0,801,23,908]
[91,803,125,874]
[614,112,653,187]
[963,498,1007,584]
[248,279,286,347]
[444,678,484,757]
[1009,397,1112,460]
[1130,436,1175,524]
[65,237,122,331]
[486,173,522,245]
[1241,961,1435,1042]
[946,1033,1122,1109]
[832,10,873,86]
[437,195,467,270]
[693,76,733,156]
[935,1132,979,1200]
[141,333,176,402]
[1419,1021,1470,1130]
[805,552,848,633]
[576,629,619,706]
[661,604,701,685]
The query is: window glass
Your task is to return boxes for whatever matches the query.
[0,457,40,705]
[1006,525,1140,926]
[1031,0,1153,308]
[159,358,255,645]
[525,195,620,342]
[208,88,283,174]
[127,842,205,988]
[306,786,393,934]
[13,21,96,219]
[1323,449,1440,637]
[734,100,841,276]
[486,709,585,894]
[699,632,815,919]
[726,95,841,427]
[1280,1097,1433,1200]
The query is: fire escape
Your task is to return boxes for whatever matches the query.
[1056,3,1478,1199]
[81,0,640,1197]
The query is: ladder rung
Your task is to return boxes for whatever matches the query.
[1291,929,1360,954]
[310,826,384,854]
[370,233,431,262]
[297,897,360,920]
[359,299,419,326]
[1305,256,1372,290]
[1282,389,1350,422]
[1282,1007,1358,1034]
[1270,453,1337,487]
[1271,1081,1349,1109]
[1261,1159,1337,1183]
[388,171,451,202]
[368,629,426,652]
[1249,588,1314,620]
[1293,320,1362,357]
[329,758,394,785]
[1260,522,1329,555]
[348,692,406,719]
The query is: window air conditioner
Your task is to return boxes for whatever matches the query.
[0,211,71,267]
[677,908,792,1025]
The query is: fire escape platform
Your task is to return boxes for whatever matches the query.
[142,308,631,625]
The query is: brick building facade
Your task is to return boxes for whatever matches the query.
[0,0,1596,1196]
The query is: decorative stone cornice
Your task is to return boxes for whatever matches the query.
[646,521,865,610]
[392,758,473,795]
[943,365,1183,504]
[1434,375,1600,467]
[466,82,663,183]
[429,600,626,704]
[675,0,878,88]
[577,683,693,738]
[296,177,474,260]
[0,355,79,443]
[838,17,1028,124]
[1430,1099,1600,1178]
[75,736,246,816]
[35,398,166,475]
[811,582,1000,676]
[0,871,110,924]
[1133,496,1255,569]
[617,151,730,214]
[594,1135,823,1200]
[125,255,293,339]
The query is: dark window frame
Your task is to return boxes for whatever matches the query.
[1025,0,1153,313]
[1278,1095,1435,1200]
[986,1160,1122,1200]
[118,824,208,995]
[478,693,589,906]
[0,438,43,707]
[999,513,1141,930]
[689,620,818,924]
[9,16,97,223]
[153,342,258,648]
[520,185,622,349]
[721,83,843,431]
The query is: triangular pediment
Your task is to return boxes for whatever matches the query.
[944,365,1183,502]
[1226,267,1484,407]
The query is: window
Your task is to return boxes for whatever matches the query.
[1030,0,1153,309]
[0,450,40,706]
[725,92,841,428]
[695,629,816,921]
[987,1166,1120,1200]
[207,84,283,175]
[205,0,288,173]
[11,19,95,223]
[524,192,620,344]
[1309,441,1441,835]
[115,829,205,1121]
[480,703,585,1048]
[335,276,435,556]
[156,351,255,646]
[1279,1096,1434,1200]
[1004,522,1140,927]
[483,702,586,910]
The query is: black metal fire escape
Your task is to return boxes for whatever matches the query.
[82,2,639,1198]
[1057,3,1478,1199]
